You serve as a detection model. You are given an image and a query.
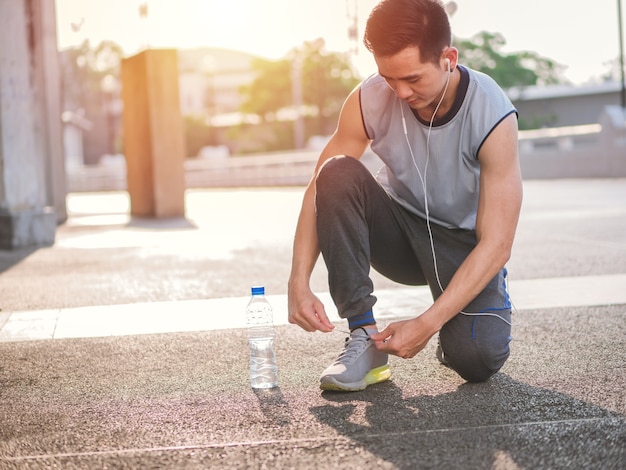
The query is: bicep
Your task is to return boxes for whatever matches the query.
[476,113,523,245]
[314,86,371,172]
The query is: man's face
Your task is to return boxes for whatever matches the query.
[375,46,447,111]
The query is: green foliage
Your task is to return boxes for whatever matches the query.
[298,40,360,133]
[238,32,566,149]
[239,58,292,120]
[455,31,566,88]
[238,39,360,140]
[517,113,558,131]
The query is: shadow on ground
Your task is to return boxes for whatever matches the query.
[0,246,38,275]
[1,306,624,468]
[313,375,625,469]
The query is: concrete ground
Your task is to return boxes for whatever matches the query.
[0,178,625,468]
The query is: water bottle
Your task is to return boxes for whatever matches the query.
[246,286,278,389]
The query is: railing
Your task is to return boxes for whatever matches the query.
[518,106,626,179]
[519,124,601,152]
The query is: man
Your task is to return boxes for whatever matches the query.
[288,0,522,391]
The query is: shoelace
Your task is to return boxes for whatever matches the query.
[333,330,371,366]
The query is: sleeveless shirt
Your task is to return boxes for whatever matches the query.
[360,65,516,230]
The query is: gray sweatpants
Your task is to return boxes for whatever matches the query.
[315,156,512,382]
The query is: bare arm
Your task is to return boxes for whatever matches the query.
[288,86,371,332]
[372,113,523,357]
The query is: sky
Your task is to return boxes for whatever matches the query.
[55,0,625,85]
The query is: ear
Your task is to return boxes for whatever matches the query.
[442,47,459,72]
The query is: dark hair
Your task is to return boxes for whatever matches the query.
[363,0,452,64]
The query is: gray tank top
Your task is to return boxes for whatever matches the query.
[360,65,516,230]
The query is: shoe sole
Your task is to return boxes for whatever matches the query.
[320,364,391,392]
[436,344,452,369]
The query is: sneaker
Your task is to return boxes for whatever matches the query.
[436,339,451,369]
[320,328,391,392]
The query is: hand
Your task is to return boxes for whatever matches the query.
[370,315,438,359]
[288,284,334,333]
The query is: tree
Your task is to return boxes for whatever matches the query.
[61,40,124,109]
[238,39,360,145]
[455,31,566,88]
[239,57,292,121]
[299,39,361,135]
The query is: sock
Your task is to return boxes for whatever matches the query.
[348,310,375,331]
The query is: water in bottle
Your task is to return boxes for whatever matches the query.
[246,286,278,389]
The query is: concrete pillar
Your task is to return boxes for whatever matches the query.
[121,49,186,218]
[32,0,67,225]
[0,0,63,249]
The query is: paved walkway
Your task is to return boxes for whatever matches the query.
[2,179,626,342]
[2,274,626,342]
[1,179,624,468]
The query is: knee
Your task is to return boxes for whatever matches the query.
[316,155,366,190]
[440,322,511,383]
[445,343,510,383]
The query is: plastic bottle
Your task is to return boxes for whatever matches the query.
[246,286,278,389]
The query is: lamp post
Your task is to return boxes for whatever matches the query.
[346,0,359,56]
[202,55,216,142]
[618,0,625,108]
[138,2,150,50]
[291,55,305,150]
[100,74,119,157]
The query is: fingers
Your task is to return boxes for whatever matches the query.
[310,297,334,331]
[288,298,334,333]
[370,324,394,345]
[371,326,398,355]
[314,309,335,332]
[371,322,418,359]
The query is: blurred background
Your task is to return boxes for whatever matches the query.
[1,0,624,251]
[54,0,626,173]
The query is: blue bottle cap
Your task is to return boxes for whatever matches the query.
[251,286,265,295]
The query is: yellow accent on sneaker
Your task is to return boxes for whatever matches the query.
[365,364,392,385]
[320,364,391,392]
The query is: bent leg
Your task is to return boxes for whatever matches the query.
[411,217,513,382]
[439,310,512,382]
[315,156,427,320]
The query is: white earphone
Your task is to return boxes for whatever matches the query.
[399,57,513,327]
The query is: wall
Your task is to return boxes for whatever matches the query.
[519,106,626,179]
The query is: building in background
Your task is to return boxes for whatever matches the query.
[60,42,624,166]
[178,47,257,120]
[509,81,623,129]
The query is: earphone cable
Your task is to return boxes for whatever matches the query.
[400,70,513,327]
